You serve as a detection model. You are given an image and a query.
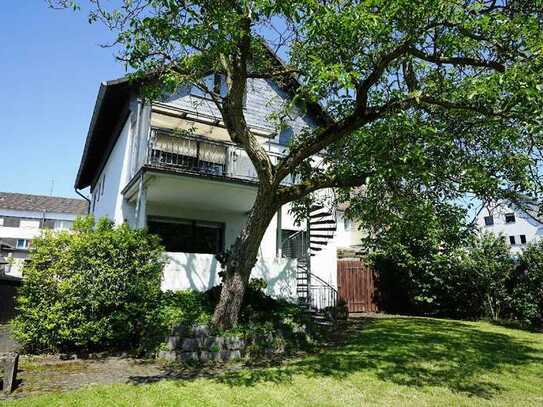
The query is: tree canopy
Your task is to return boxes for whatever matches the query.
[51,0,543,327]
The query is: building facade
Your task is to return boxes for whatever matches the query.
[76,74,361,307]
[0,192,88,277]
[476,202,543,254]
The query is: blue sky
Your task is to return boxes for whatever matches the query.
[0,2,125,198]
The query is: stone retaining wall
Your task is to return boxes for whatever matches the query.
[158,325,245,363]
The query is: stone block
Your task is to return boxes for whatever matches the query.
[181,338,199,352]
[220,350,241,362]
[225,336,243,350]
[1,352,19,394]
[199,351,222,363]
[205,336,225,352]
[166,335,182,351]
[179,352,199,362]
[157,350,177,362]
[193,325,210,337]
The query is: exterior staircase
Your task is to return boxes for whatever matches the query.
[284,204,339,313]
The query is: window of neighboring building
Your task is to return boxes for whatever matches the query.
[484,216,494,226]
[520,235,527,245]
[147,217,224,254]
[16,239,30,250]
[20,219,40,229]
[505,213,516,224]
[509,236,516,245]
[54,220,73,230]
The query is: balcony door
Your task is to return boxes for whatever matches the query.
[147,217,224,254]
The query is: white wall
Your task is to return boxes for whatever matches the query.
[162,252,297,299]
[477,204,543,254]
[91,115,135,225]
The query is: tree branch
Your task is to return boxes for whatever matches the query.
[277,173,370,205]
[407,47,505,72]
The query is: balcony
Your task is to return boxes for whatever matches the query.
[143,129,296,185]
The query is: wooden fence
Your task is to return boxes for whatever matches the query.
[337,259,380,313]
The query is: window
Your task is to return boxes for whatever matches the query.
[54,220,73,230]
[505,213,516,224]
[20,219,40,229]
[101,174,106,196]
[147,218,224,254]
[509,236,516,245]
[520,235,527,245]
[191,74,224,98]
[343,217,353,232]
[484,216,494,226]
[0,218,3,226]
[281,229,309,259]
[16,239,30,250]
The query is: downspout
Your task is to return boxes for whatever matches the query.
[75,188,91,214]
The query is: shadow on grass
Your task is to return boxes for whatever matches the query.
[131,317,543,399]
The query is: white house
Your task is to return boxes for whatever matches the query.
[0,192,88,277]
[476,201,543,254]
[75,73,361,308]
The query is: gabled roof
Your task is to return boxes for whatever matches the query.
[74,46,331,190]
[75,78,133,190]
[0,192,88,215]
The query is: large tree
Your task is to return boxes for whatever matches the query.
[51,0,543,328]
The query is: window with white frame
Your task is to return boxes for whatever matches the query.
[16,239,30,250]
[20,219,40,229]
[54,220,74,230]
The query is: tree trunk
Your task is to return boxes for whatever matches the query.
[212,190,278,329]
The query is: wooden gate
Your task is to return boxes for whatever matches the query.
[337,259,379,313]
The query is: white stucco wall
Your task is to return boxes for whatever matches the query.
[477,204,543,254]
[162,252,297,299]
[91,116,135,225]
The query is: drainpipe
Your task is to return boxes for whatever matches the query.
[74,188,91,214]
[276,206,282,258]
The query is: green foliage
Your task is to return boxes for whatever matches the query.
[370,232,543,328]
[12,216,166,353]
[158,290,213,331]
[515,242,543,326]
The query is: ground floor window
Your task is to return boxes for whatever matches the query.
[281,229,308,259]
[147,217,224,254]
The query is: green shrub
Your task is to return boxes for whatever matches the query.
[158,290,213,331]
[12,217,166,353]
[514,242,543,327]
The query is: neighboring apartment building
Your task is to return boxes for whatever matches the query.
[0,192,88,277]
[476,201,543,254]
[75,72,361,308]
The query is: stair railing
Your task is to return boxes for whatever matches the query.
[308,272,339,311]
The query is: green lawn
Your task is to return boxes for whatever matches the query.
[3,317,543,406]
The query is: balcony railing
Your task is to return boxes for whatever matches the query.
[144,129,297,184]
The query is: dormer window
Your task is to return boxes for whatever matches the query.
[505,213,516,224]
[191,74,227,99]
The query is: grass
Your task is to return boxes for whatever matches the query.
[3,316,543,406]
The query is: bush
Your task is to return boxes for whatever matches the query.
[12,217,166,353]
[158,290,213,332]
[514,242,543,327]
[371,232,543,329]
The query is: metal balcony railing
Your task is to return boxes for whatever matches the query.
[144,129,297,184]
